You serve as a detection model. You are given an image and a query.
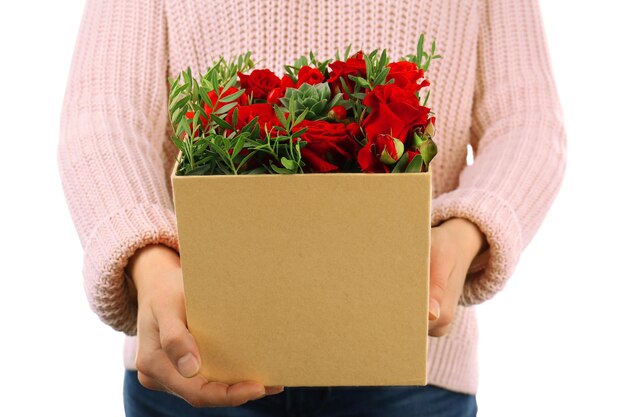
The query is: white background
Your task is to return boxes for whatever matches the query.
[0,1,624,416]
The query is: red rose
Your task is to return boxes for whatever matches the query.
[227,103,280,138]
[327,51,366,98]
[281,74,297,89]
[238,69,281,101]
[296,66,325,87]
[361,84,430,143]
[357,134,405,173]
[386,62,429,93]
[293,120,360,172]
[186,87,248,134]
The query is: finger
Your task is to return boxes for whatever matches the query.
[137,371,168,392]
[141,348,267,407]
[428,264,448,322]
[428,236,449,322]
[428,264,465,337]
[429,322,452,338]
[181,380,267,408]
[154,299,202,378]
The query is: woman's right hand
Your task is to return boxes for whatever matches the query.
[127,244,284,407]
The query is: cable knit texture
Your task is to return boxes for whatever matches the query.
[58,0,565,394]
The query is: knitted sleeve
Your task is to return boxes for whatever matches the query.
[431,0,566,305]
[58,0,178,335]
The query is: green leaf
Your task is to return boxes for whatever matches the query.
[348,75,370,90]
[210,114,233,130]
[231,107,239,129]
[231,134,246,158]
[417,34,425,69]
[220,89,245,103]
[241,116,259,133]
[392,152,409,173]
[372,66,390,87]
[380,48,388,67]
[343,44,352,61]
[172,137,186,153]
[339,76,351,95]
[237,149,258,170]
[213,101,238,116]
[185,164,213,176]
[274,105,289,130]
[291,128,307,139]
[198,86,212,106]
[422,90,431,106]
[171,107,183,125]
[244,166,268,175]
[208,141,233,165]
[222,75,237,91]
[270,162,293,174]
[281,157,297,170]
[292,110,308,128]
[168,95,190,113]
[170,82,188,101]
[288,97,296,125]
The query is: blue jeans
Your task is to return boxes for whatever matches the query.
[124,371,477,417]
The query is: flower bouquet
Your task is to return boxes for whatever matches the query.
[169,36,441,386]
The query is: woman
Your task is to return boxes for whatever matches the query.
[58,0,565,415]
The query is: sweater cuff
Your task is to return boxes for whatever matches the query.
[82,203,179,335]
[431,188,523,305]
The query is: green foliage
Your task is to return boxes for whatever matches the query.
[168,53,306,176]
[404,34,442,72]
[168,35,441,176]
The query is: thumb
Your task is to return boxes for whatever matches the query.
[157,305,202,378]
[429,263,448,321]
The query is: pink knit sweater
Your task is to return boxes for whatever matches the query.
[58,0,565,395]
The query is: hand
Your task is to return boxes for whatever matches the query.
[127,244,284,407]
[428,218,486,337]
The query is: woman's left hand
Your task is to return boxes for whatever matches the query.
[428,218,486,337]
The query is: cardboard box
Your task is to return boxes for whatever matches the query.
[172,172,431,387]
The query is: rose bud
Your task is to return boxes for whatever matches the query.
[376,134,405,165]
[328,105,347,121]
[418,137,438,166]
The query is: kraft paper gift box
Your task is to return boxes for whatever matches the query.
[171,171,431,387]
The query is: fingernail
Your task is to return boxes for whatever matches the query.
[177,353,200,377]
[266,386,285,395]
[429,299,440,321]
